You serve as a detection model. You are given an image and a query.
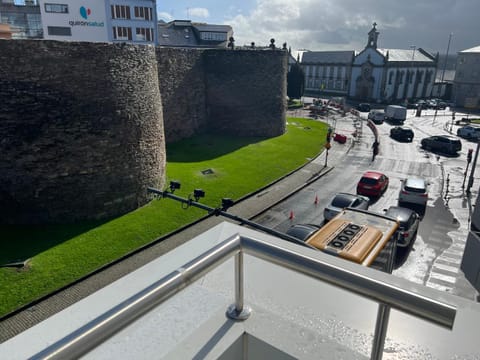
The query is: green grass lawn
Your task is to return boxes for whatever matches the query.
[0,118,327,317]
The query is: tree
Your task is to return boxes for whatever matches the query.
[287,62,305,100]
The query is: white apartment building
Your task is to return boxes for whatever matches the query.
[38,0,157,44]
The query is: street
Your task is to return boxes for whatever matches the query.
[254,104,479,301]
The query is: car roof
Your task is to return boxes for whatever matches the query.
[404,177,427,189]
[437,135,458,140]
[286,224,320,241]
[385,206,416,223]
[333,192,358,201]
[361,171,385,179]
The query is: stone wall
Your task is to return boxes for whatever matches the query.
[156,47,207,143]
[0,40,165,224]
[157,48,287,143]
[204,50,287,137]
[0,41,287,224]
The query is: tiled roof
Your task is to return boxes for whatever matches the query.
[301,51,354,64]
[157,20,231,47]
[460,46,480,53]
[158,25,198,47]
[193,23,232,33]
[377,48,434,62]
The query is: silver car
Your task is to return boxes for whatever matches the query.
[323,192,370,221]
[385,206,420,248]
[398,178,429,208]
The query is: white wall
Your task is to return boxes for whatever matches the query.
[39,0,108,42]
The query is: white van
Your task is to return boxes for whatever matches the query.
[385,105,407,124]
[368,110,385,124]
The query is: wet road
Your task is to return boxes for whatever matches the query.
[255,107,479,301]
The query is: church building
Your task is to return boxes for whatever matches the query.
[301,23,438,103]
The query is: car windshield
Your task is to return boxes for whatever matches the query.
[360,177,378,185]
[404,179,426,192]
[331,195,354,207]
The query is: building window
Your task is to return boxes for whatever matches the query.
[200,32,226,41]
[425,71,432,83]
[113,26,132,40]
[111,5,131,19]
[136,27,153,42]
[134,6,152,21]
[45,3,68,13]
[388,72,393,85]
[47,26,71,36]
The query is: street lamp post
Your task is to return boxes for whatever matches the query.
[440,33,453,95]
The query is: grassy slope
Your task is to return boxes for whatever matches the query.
[0,118,327,317]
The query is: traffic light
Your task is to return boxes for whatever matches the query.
[467,149,473,163]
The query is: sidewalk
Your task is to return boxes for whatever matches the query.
[0,133,353,343]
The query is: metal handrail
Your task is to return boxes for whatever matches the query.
[31,233,456,360]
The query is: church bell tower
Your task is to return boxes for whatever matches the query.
[367,22,379,49]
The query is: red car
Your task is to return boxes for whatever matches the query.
[356,171,389,197]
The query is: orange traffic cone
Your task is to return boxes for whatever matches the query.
[289,210,295,220]
[314,194,319,205]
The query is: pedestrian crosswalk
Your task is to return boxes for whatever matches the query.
[425,226,469,295]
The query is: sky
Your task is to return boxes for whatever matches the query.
[156,0,478,56]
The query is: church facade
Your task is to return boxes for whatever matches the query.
[301,23,438,103]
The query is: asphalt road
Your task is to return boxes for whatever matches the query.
[256,106,479,301]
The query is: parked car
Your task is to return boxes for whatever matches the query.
[357,103,371,112]
[384,206,420,248]
[457,125,480,140]
[421,135,462,155]
[435,101,447,110]
[286,223,321,241]
[385,105,407,124]
[333,133,347,144]
[414,100,428,109]
[323,192,370,221]
[368,110,385,124]
[398,177,429,208]
[356,171,389,197]
[390,126,414,142]
[426,99,439,109]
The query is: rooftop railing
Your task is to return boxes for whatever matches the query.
[31,233,456,360]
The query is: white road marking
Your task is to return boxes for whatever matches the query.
[432,263,459,274]
[426,282,451,292]
[429,272,456,284]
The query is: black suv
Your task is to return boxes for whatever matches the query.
[421,135,462,155]
[357,103,371,112]
[390,126,414,142]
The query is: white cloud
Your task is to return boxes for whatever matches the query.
[225,0,478,54]
[188,7,210,19]
[157,11,173,22]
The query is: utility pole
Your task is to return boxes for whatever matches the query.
[440,33,453,90]
[462,149,473,189]
[466,141,480,193]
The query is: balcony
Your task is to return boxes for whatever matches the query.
[1,222,480,359]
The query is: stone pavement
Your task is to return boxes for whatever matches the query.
[0,127,353,343]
